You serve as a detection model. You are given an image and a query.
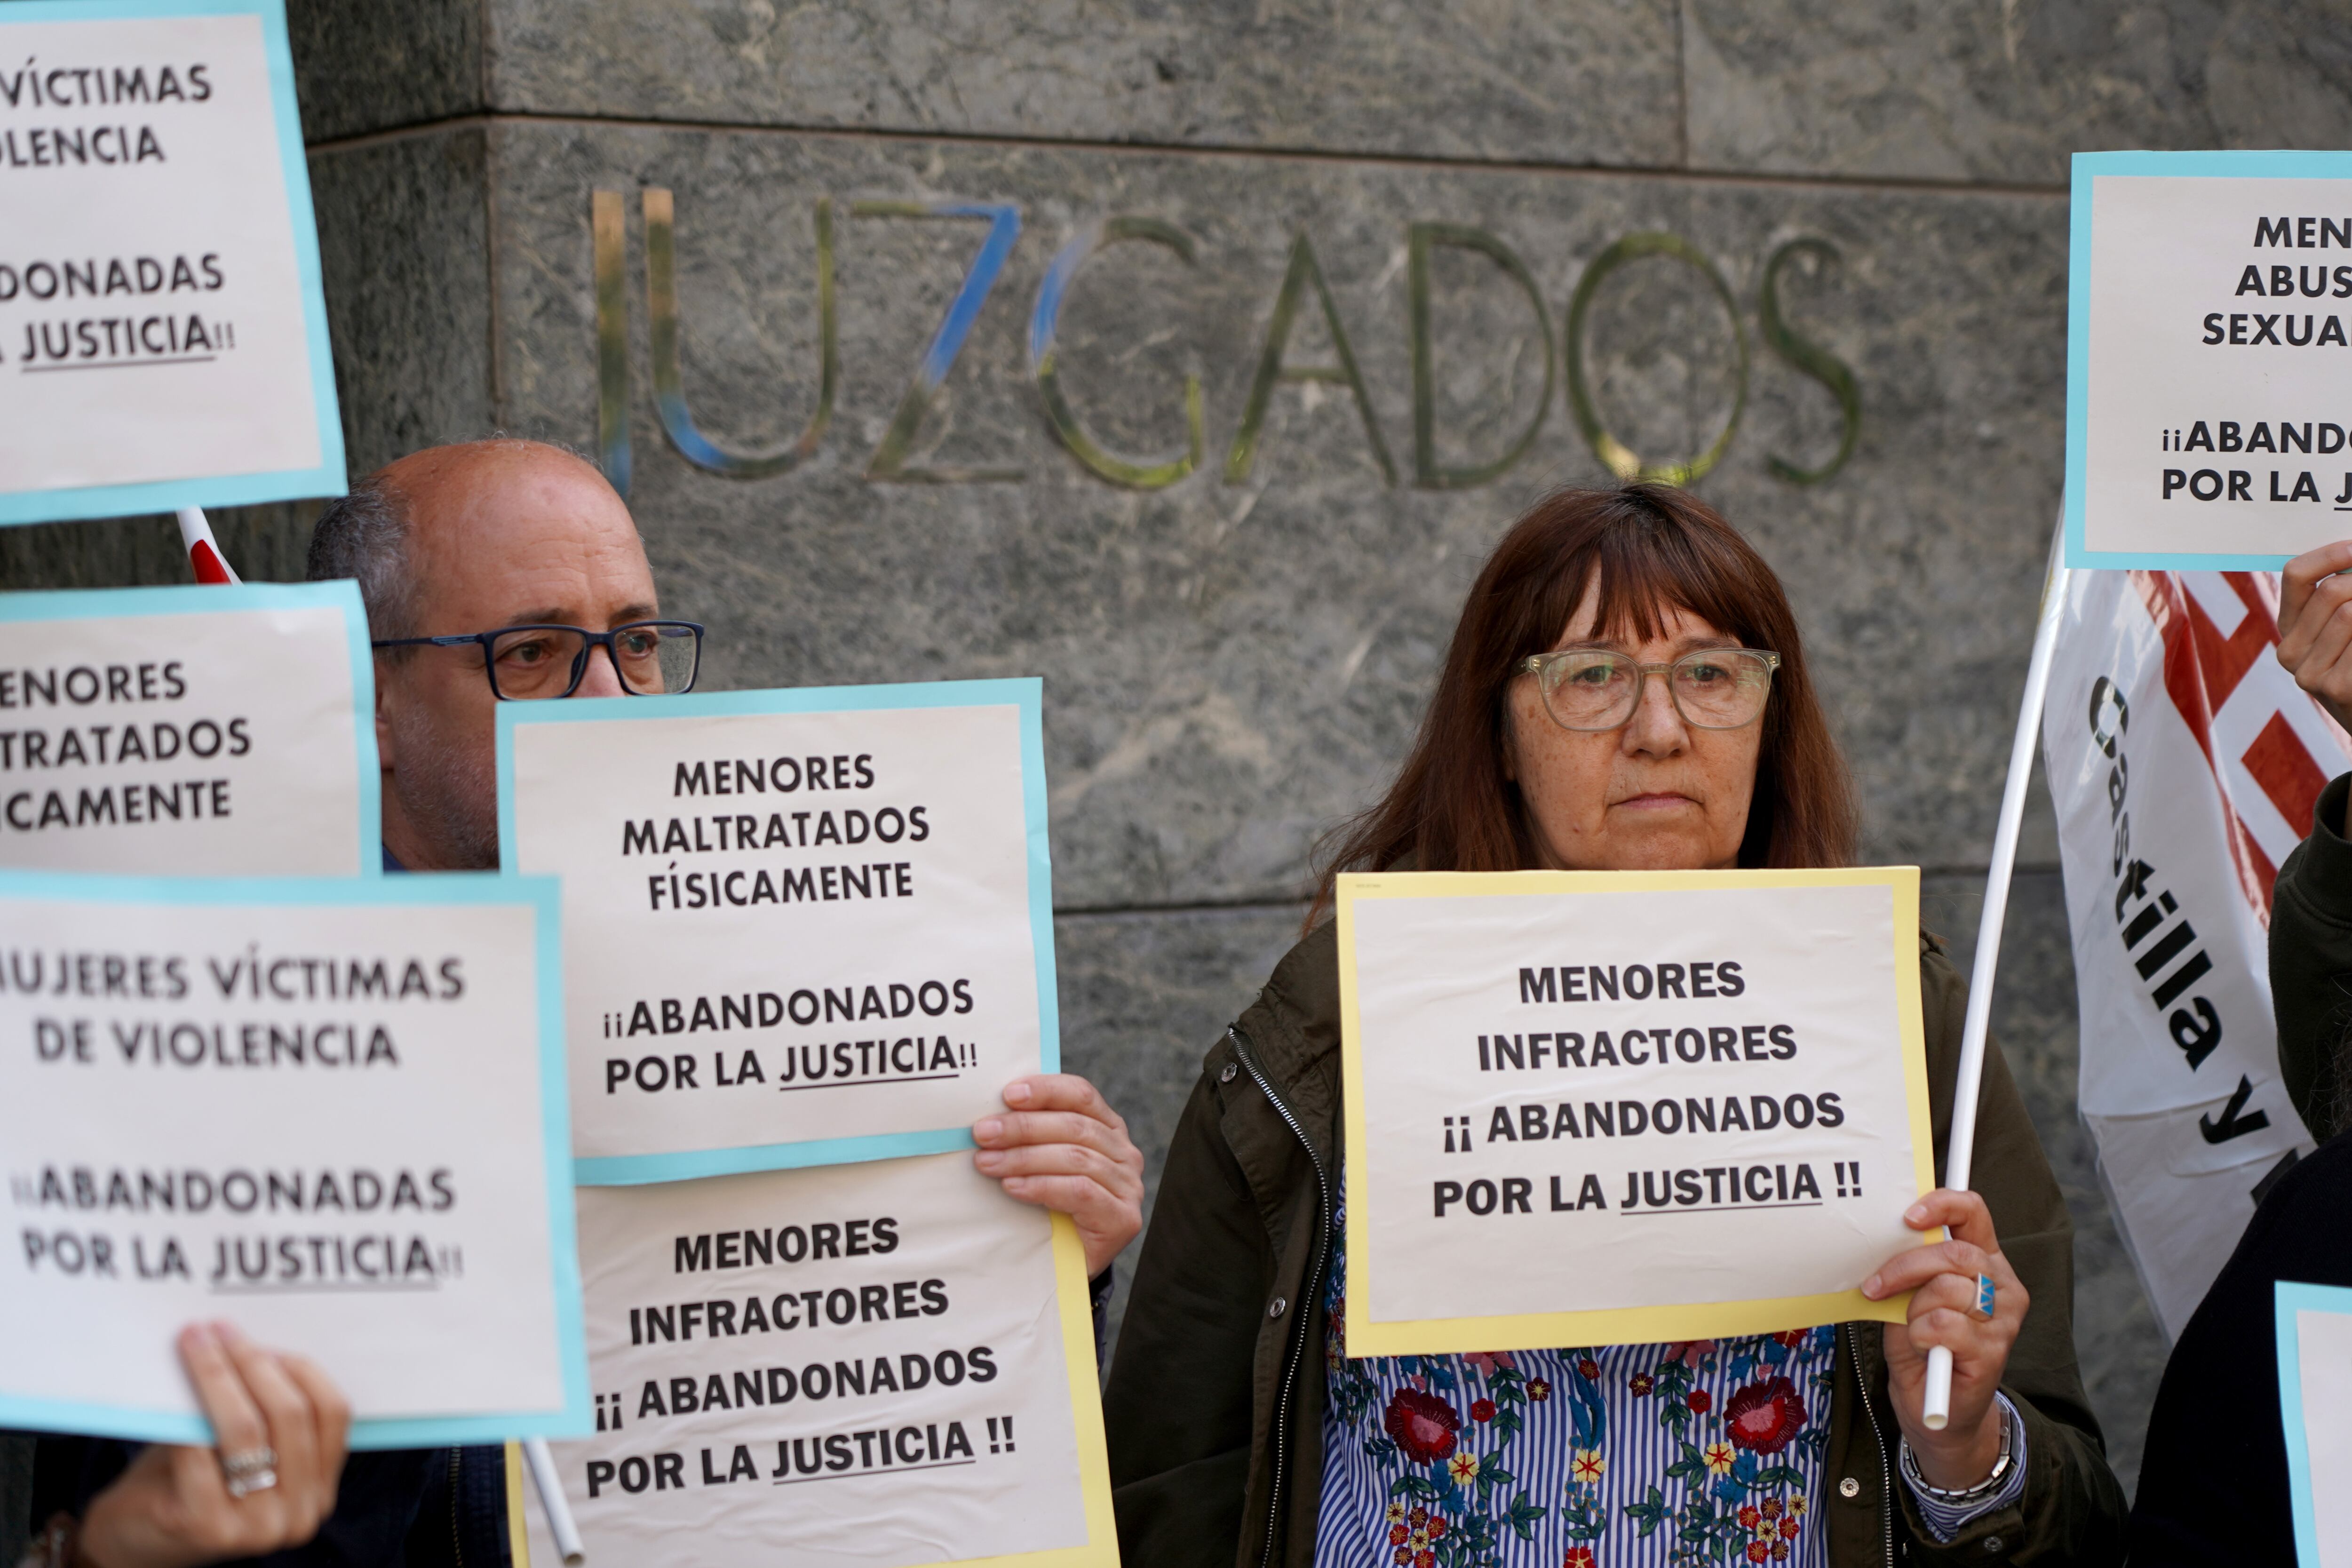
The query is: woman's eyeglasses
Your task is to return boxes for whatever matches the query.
[1516,647,1779,732]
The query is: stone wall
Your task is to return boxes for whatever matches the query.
[11,0,2352,1501]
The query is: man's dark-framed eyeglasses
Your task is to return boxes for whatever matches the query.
[370,621,705,700]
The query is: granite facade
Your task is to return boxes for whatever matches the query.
[12,0,2352,1510]
[1683,0,2352,185]
[486,0,1685,168]
[492,124,2065,899]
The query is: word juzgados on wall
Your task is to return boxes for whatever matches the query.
[587,190,1863,496]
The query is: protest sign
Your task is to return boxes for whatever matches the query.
[2066,150,2352,569]
[0,582,377,875]
[2278,1280,2352,1568]
[1337,868,1934,1356]
[0,870,588,1447]
[0,0,343,524]
[510,1153,1115,1568]
[499,680,1055,1184]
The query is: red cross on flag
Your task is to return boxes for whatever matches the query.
[2044,568,2351,1339]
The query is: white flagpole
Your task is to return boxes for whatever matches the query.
[174,506,242,585]
[523,1437,586,1565]
[1920,519,2071,1430]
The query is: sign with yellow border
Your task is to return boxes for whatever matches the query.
[1338,867,1936,1356]
[516,1152,1116,1568]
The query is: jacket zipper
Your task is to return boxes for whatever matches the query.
[447,1447,464,1568]
[1227,1024,1332,1568]
[1843,1325,1895,1568]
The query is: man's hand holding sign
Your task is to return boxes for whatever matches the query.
[974,1075,1144,1279]
[73,1323,349,1568]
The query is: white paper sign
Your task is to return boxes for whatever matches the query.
[0,872,587,1447]
[2067,151,2352,568]
[0,0,344,524]
[2280,1281,2352,1567]
[516,1154,1114,1568]
[1338,870,1935,1356]
[0,583,377,875]
[499,681,1056,1184]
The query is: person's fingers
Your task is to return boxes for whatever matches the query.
[976,1106,1115,1151]
[972,1108,1126,1154]
[1899,1188,2000,1252]
[2279,541,2352,629]
[998,1170,1137,1257]
[1861,1236,1994,1300]
[2280,578,2352,676]
[280,1353,352,1495]
[179,1322,270,1461]
[1899,1300,2018,1361]
[1902,1270,1989,1326]
[216,1325,320,1521]
[996,1074,1126,1133]
[160,1437,239,1521]
[973,1141,1143,1198]
[2293,602,2352,711]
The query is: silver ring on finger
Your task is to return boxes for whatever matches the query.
[1969,1273,1997,1321]
[219,1447,279,1499]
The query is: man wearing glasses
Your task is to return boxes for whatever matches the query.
[24,439,1145,1568]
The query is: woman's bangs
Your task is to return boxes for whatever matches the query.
[1584,522,1756,650]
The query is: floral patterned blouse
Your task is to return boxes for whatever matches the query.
[1314,1190,2022,1568]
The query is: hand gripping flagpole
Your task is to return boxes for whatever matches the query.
[1921,520,2070,1431]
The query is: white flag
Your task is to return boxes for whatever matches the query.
[2043,568,2349,1340]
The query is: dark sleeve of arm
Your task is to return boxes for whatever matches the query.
[1907,947,2128,1563]
[2272,772,2352,1134]
[1101,1070,1270,1568]
[1089,1267,1115,1367]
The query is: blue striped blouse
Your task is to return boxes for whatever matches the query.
[1313,1192,2020,1567]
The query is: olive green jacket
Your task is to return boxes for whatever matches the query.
[1102,921,2126,1568]
[2272,772,2352,1138]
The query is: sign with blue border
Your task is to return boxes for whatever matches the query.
[2279,1279,2352,1567]
[498,678,1058,1186]
[2067,150,2352,569]
[0,869,588,1448]
[2286,1279,2352,1561]
[0,582,379,875]
[0,0,344,525]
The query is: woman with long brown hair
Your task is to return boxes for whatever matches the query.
[1101,484,2125,1568]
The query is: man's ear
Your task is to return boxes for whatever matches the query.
[373,660,398,775]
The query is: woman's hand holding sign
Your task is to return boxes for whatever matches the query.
[1862,1188,2030,1490]
[76,1322,350,1568]
[973,1074,1146,1276]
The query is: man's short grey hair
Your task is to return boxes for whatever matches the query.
[305,472,417,648]
[303,437,601,651]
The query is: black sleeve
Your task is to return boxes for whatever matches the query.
[1088,1266,1115,1366]
[32,1438,441,1568]
[2271,772,2352,1134]
[2128,1134,2352,1564]
[1100,1072,1269,1568]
